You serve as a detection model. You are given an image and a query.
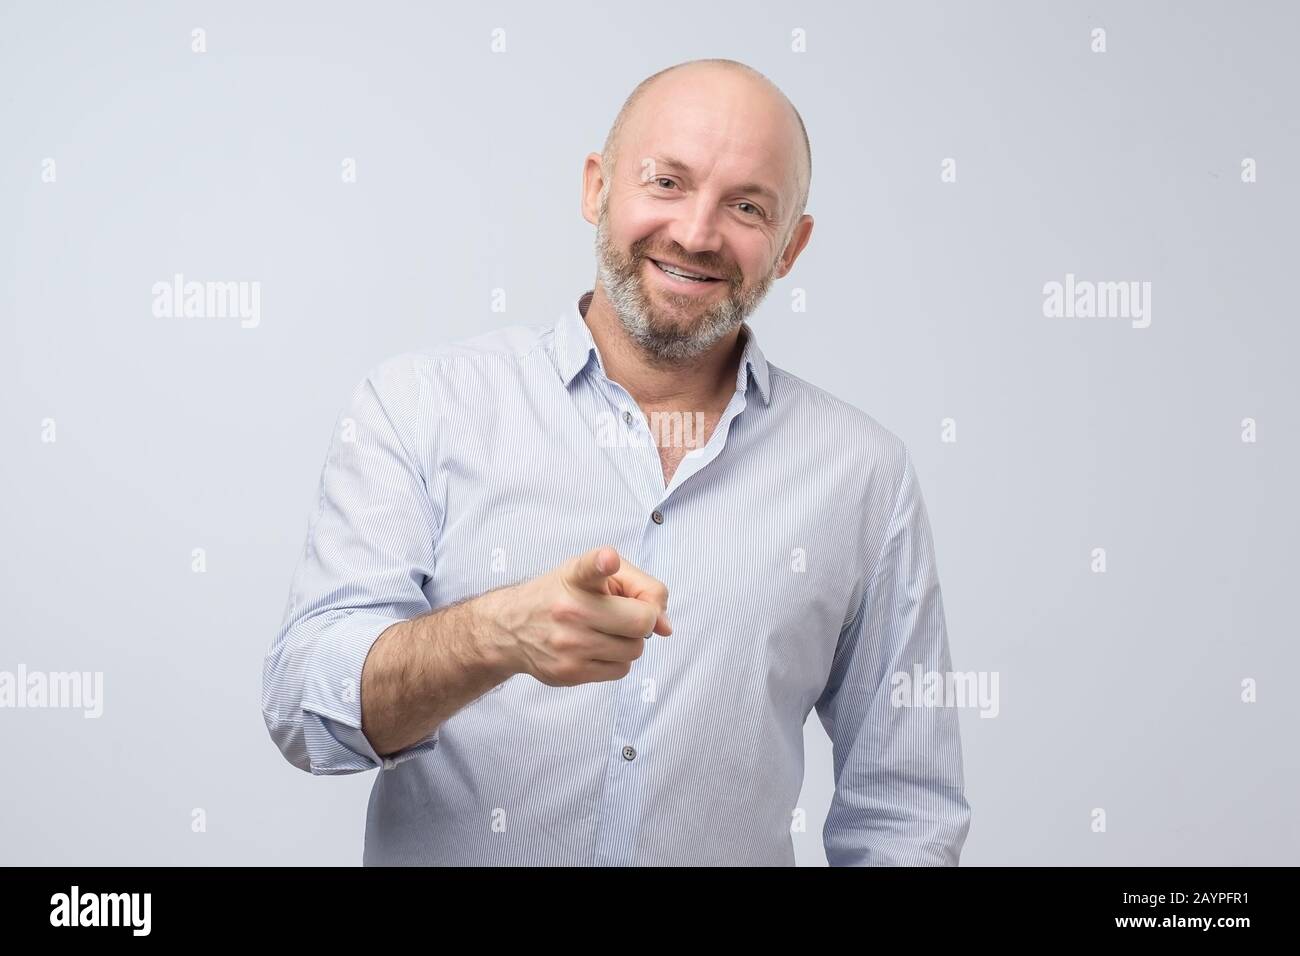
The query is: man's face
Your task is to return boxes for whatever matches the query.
[594,187,780,363]
[591,76,804,364]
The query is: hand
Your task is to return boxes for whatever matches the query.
[488,545,672,688]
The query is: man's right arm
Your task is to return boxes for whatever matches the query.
[261,356,670,774]
[358,588,517,759]
[262,356,449,775]
[360,549,673,759]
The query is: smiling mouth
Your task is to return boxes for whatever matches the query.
[649,258,723,283]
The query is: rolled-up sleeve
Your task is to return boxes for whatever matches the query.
[262,354,443,775]
[814,446,972,865]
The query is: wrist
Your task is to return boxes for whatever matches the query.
[464,586,523,680]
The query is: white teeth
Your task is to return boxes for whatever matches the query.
[654,260,712,281]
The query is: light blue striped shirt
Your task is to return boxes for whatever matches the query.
[262,289,971,865]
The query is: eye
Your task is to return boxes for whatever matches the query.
[652,177,677,190]
[736,202,764,218]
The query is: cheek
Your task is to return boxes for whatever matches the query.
[735,243,776,283]
[616,199,671,244]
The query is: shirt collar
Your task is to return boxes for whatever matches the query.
[553,289,771,407]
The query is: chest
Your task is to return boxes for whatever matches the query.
[423,400,867,717]
[647,410,725,487]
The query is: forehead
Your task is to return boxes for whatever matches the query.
[622,71,800,204]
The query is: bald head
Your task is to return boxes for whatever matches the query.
[601,59,812,231]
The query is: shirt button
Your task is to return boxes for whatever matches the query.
[622,745,637,761]
[623,410,634,425]
[651,510,664,525]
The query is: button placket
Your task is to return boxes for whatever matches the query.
[596,382,659,504]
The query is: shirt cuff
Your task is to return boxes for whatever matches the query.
[299,609,440,773]
[311,713,438,773]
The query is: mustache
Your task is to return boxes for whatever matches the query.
[633,247,732,281]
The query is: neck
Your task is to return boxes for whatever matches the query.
[581,284,745,411]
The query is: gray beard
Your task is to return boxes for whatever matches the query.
[593,197,777,364]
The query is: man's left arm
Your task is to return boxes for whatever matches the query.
[813,445,972,865]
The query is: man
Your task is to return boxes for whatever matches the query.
[262,57,971,866]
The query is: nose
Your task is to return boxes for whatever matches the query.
[663,191,724,261]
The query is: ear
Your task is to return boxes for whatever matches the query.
[774,214,814,278]
[581,152,607,226]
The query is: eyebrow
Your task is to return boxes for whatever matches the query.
[653,155,783,218]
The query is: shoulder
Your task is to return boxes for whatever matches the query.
[360,320,553,400]
[766,361,909,470]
